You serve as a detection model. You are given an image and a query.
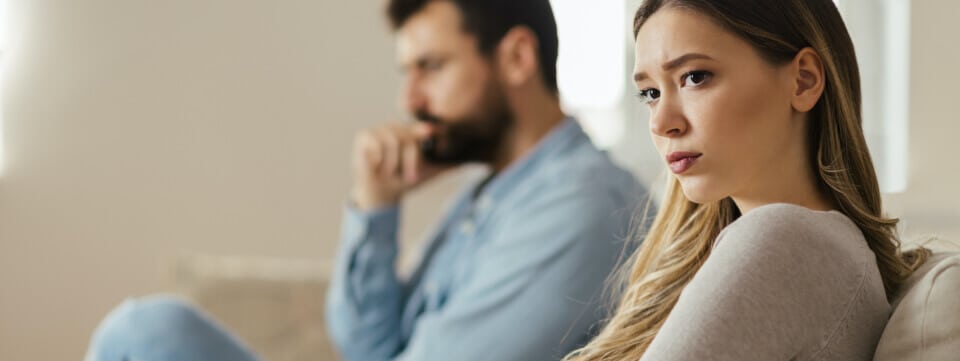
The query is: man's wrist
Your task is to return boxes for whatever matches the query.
[350,188,400,211]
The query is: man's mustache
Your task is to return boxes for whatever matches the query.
[414,111,444,125]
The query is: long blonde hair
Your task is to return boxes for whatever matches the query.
[566,0,929,359]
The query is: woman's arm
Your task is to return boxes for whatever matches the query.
[640,205,867,361]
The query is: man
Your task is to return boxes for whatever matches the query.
[325,1,645,360]
[84,1,646,360]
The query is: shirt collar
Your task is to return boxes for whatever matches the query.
[471,116,587,205]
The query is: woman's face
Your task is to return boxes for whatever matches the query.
[633,7,809,206]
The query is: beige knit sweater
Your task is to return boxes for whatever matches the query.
[640,203,889,361]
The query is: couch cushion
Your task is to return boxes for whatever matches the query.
[172,254,337,361]
[874,249,960,360]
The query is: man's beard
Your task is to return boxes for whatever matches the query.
[415,83,513,165]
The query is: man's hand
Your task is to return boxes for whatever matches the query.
[350,122,453,211]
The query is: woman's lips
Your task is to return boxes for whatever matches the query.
[666,152,702,174]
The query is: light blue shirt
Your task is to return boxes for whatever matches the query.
[325,118,647,361]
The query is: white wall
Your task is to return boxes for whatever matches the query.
[0,1,957,360]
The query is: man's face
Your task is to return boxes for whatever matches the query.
[395,1,512,164]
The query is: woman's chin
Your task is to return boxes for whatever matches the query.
[678,180,726,205]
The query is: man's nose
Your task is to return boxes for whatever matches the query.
[400,77,427,115]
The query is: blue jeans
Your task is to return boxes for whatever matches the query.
[85,295,261,361]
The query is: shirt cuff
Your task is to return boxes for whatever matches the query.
[341,203,401,251]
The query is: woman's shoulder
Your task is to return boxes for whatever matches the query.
[730,203,855,231]
[710,203,877,292]
[705,203,889,359]
[665,209,888,361]
[704,202,884,316]
[718,203,867,256]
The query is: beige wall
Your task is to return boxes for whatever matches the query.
[0,1,457,360]
[884,1,960,244]
[0,1,957,360]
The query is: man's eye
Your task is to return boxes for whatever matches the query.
[636,88,661,105]
[422,60,444,71]
[681,71,712,87]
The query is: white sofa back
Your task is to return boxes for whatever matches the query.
[874,246,960,360]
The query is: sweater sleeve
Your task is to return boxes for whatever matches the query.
[639,204,870,361]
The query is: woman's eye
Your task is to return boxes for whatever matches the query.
[681,71,712,87]
[636,88,661,104]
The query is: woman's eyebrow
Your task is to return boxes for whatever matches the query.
[634,53,715,82]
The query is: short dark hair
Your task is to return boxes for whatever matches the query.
[387,0,559,93]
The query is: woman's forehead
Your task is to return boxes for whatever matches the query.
[633,8,752,75]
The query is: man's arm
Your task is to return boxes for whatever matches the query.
[324,122,454,360]
[394,180,633,361]
[325,205,406,360]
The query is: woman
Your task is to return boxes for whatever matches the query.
[565,0,928,360]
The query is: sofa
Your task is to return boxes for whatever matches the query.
[874,240,960,360]
[171,241,959,361]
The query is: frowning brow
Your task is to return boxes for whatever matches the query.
[634,53,715,83]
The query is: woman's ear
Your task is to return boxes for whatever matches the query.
[495,26,540,87]
[791,47,826,113]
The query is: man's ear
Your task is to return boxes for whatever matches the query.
[495,26,541,87]
[790,47,826,113]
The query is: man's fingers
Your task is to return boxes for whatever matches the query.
[401,141,420,184]
[412,122,435,138]
[375,128,401,177]
[356,132,382,170]
[355,122,432,185]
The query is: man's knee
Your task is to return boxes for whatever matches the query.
[86,295,206,360]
